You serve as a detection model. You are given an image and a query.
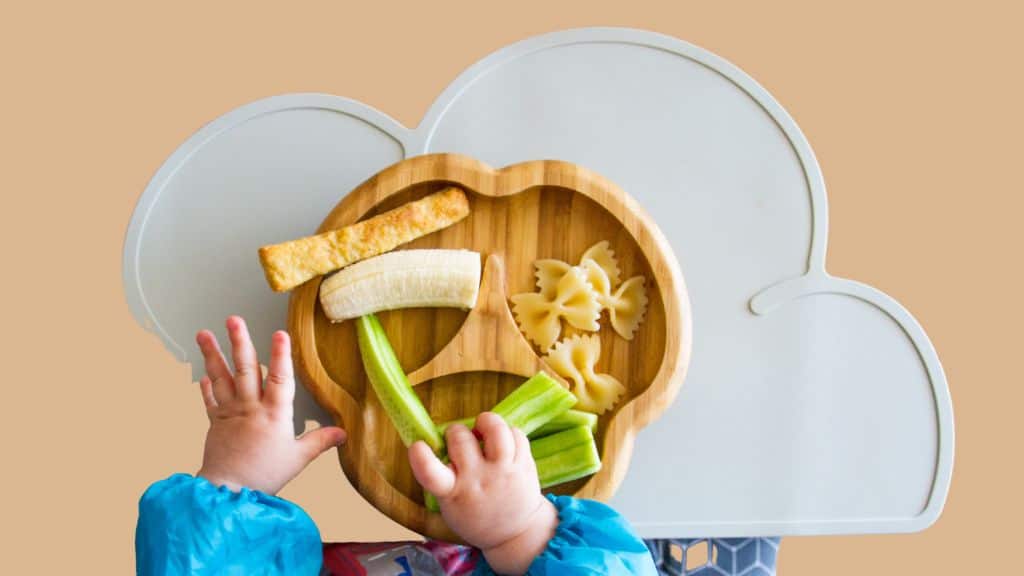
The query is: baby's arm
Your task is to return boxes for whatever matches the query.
[409,414,658,575]
[136,316,345,575]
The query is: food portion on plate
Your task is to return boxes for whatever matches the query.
[258,186,469,292]
[258,186,654,509]
[544,334,625,414]
[319,249,481,322]
[511,241,649,413]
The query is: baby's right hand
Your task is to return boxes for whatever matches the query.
[409,413,558,575]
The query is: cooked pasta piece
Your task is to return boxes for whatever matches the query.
[534,259,572,299]
[580,240,621,288]
[608,276,648,340]
[511,266,601,350]
[543,334,625,414]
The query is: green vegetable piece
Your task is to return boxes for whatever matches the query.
[492,372,576,436]
[529,424,593,460]
[356,314,443,453]
[529,410,599,439]
[437,409,597,439]
[532,426,602,488]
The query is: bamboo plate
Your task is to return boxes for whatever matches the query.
[289,153,691,541]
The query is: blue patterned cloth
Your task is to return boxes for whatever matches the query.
[646,538,781,576]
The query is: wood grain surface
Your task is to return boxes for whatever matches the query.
[289,153,692,540]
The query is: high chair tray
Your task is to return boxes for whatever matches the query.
[123,27,953,538]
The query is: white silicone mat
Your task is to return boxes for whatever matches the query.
[122,28,953,538]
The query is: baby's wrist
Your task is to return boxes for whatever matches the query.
[481,498,558,575]
[197,467,244,493]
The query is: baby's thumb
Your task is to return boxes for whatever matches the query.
[409,441,455,498]
[298,426,347,462]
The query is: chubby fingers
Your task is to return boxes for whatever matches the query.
[475,412,515,464]
[409,441,456,498]
[198,376,218,412]
[226,316,261,402]
[445,424,483,472]
[196,329,234,405]
[263,331,295,409]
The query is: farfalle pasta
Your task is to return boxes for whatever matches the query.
[544,334,625,414]
[530,241,649,340]
[511,266,601,350]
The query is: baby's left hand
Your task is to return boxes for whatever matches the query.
[194,316,346,495]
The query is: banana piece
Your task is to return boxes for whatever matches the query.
[319,249,481,322]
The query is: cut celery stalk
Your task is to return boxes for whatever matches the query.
[356,314,443,453]
[529,410,599,439]
[489,372,576,435]
[433,372,575,438]
[532,426,602,488]
[530,425,594,460]
[437,409,597,440]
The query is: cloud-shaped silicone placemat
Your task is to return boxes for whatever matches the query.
[123,28,952,538]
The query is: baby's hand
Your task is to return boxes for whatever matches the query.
[409,413,558,575]
[194,316,346,495]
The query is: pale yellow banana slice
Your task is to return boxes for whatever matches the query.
[319,249,481,322]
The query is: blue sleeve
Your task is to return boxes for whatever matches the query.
[475,494,658,575]
[135,473,323,576]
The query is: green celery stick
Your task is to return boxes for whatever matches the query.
[437,409,597,439]
[490,372,576,435]
[531,426,602,488]
[529,425,594,460]
[528,410,598,439]
[434,373,581,434]
[356,314,443,453]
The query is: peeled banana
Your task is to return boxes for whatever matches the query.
[319,249,481,322]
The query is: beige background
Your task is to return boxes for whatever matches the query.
[2,0,1021,573]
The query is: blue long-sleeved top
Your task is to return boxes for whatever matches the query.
[136,474,657,575]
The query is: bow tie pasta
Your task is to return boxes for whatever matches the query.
[511,240,650,413]
[544,334,625,414]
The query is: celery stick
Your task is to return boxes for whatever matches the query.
[529,410,598,439]
[356,314,443,453]
[437,409,596,439]
[532,426,602,488]
[433,372,576,440]
[490,372,576,435]
[530,425,594,460]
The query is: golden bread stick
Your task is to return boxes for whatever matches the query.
[258,187,470,292]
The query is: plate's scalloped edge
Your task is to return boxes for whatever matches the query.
[122,93,412,375]
[288,154,692,540]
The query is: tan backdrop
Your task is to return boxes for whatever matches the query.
[2,1,1020,573]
